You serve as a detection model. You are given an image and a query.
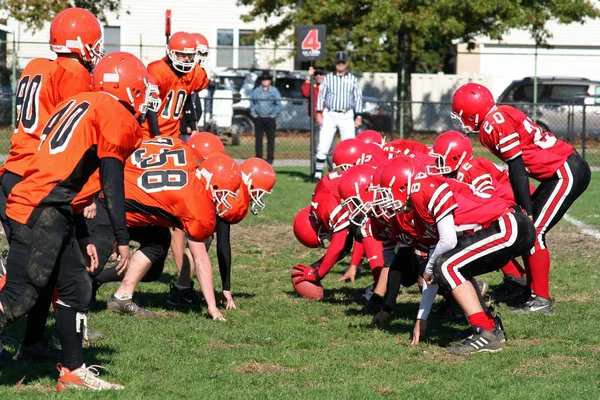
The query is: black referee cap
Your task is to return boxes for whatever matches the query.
[335,51,348,63]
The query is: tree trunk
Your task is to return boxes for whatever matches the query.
[396,28,413,138]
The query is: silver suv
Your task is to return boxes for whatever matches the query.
[497,76,600,139]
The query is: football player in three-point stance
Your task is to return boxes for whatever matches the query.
[0,7,104,365]
[452,83,591,314]
[0,51,153,390]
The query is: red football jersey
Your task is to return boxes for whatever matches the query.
[479,105,574,180]
[220,184,250,225]
[122,137,215,241]
[7,92,142,225]
[456,157,515,203]
[4,58,91,177]
[383,139,430,158]
[141,60,209,138]
[311,171,349,233]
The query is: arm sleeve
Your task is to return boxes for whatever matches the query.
[146,111,161,138]
[507,155,533,216]
[362,236,384,270]
[350,241,364,267]
[353,77,362,115]
[99,157,129,246]
[315,229,349,277]
[301,82,311,99]
[424,214,457,276]
[74,212,90,240]
[180,96,197,134]
[249,89,256,116]
[316,77,327,112]
[215,217,232,291]
[273,88,282,115]
[194,94,202,123]
[383,246,414,311]
[417,281,439,320]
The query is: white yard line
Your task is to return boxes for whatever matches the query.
[563,214,600,240]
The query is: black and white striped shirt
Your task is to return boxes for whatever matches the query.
[317,72,362,114]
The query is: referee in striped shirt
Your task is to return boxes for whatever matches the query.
[314,51,363,181]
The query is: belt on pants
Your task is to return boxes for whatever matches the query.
[329,109,351,113]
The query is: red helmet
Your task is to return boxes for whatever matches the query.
[190,32,210,67]
[374,156,425,213]
[50,7,104,67]
[240,158,276,215]
[338,165,376,226]
[198,154,242,216]
[293,206,327,248]
[356,130,385,148]
[92,52,155,121]
[187,132,226,158]
[332,139,368,170]
[451,82,495,133]
[428,130,473,175]
[363,143,389,168]
[166,31,197,73]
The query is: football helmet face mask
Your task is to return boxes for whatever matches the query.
[166,32,197,73]
[240,158,276,215]
[50,7,104,68]
[428,130,473,175]
[356,130,385,148]
[190,33,210,67]
[91,52,153,122]
[332,138,369,171]
[293,206,328,248]
[374,156,423,214]
[338,165,376,227]
[197,154,242,216]
[368,165,395,221]
[187,132,226,158]
[451,83,495,134]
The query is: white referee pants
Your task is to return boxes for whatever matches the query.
[316,110,355,161]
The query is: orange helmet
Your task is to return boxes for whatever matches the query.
[197,154,242,216]
[91,52,156,121]
[50,7,104,68]
[240,158,276,215]
[187,132,225,158]
[190,33,209,67]
[166,31,197,73]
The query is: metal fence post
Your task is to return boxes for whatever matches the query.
[11,32,16,128]
[389,101,395,140]
[309,73,315,177]
[581,104,586,161]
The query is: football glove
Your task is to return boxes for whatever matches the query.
[370,306,391,328]
[291,264,321,285]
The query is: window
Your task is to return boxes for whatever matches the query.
[104,26,121,54]
[513,84,546,103]
[238,30,255,69]
[217,29,234,68]
[546,85,588,102]
[594,86,600,105]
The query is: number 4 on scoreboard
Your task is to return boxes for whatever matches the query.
[302,29,321,52]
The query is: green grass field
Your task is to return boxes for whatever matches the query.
[0,169,599,399]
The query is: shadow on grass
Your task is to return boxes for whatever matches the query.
[276,170,313,182]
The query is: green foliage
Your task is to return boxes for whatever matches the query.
[1,0,123,32]
[238,0,599,73]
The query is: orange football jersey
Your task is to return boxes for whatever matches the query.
[7,92,142,225]
[4,57,91,177]
[122,137,216,241]
[141,60,209,139]
[220,184,250,225]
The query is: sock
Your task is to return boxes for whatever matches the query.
[500,259,525,278]
[114,293,133,301]
[315,158,326,177]
[22,286,54,346]
[526,249,551,299]
[468,311,495,332]
[55,306,84,371]
[176,284,191,291]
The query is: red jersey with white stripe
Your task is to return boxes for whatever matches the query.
[478,105,574,180]
[311,171,349,233]
[409,175,513,241]
[383,139,430,158]
[456,157,515,203]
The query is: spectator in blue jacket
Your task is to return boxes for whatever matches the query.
[250,71,282,164]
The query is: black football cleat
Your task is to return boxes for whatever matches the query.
[448,326,503,355]
[511,294,554,315]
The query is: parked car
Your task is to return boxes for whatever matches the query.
[497,76,600,139]
[202,68,392,144]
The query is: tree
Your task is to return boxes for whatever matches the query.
[1,0,123,31]
[238,0,599,131]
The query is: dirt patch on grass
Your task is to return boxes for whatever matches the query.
[210,340,236,349]
[508,337,574,347]
[509,355,596,377]
[421,348,468,365]
[232,223,296,255]
[13,378,54,393]
[237,361,297,374]
[547,223,600,253]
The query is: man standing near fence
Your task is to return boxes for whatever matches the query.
[251,71,282,165]
[314,51,363,182]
